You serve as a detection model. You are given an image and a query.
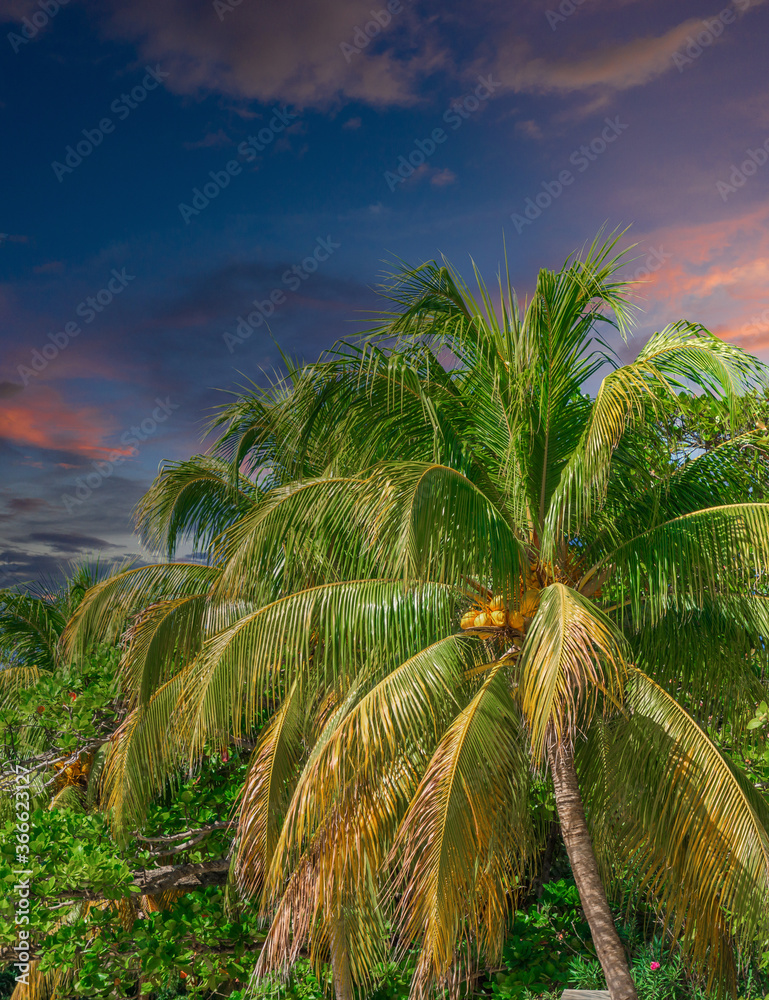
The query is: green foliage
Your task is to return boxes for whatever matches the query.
[488,881,590,997]
[7,240,769,1000]
[0,642,263,999]
[0,644,120,772]
[487,879,769,1000]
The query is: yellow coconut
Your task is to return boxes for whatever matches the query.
[475,612,490,627]
[508,610,525,630]
[489,596,505,612]
[521,589,541,616]
[491,609,507,626]
[460,611,478,630]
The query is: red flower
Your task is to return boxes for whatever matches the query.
[650,961,661,971]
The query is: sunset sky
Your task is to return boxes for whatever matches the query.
[2,0,769,585]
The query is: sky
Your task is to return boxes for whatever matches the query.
[2,0,769,587]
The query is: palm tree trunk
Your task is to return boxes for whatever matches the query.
[328,913,354,1000]
[549,742,638,1000]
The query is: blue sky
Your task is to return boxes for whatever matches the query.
[2,0,769,585]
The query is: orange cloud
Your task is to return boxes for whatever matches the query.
[0,386,135,460]
[618,202,769,357]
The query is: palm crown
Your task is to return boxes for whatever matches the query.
[65,234,769,1000]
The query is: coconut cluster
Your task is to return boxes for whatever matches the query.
[53,751,92,791]
[460,585,541,632]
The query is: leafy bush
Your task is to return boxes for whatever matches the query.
[488,880,589,997]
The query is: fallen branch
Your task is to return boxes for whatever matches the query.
[52,858,232,901]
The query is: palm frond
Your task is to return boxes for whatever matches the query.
[582,670,769,993]
[0,588,67,670]
[604,502,769,621]
[520,583,629,758]
[184,579,458,754]
[389,663,532,1000]
[135,455,259,558]
[544,323,768,550]
[0,664,47,710]
[61,563,218,659]
[100,671,188,838]
[215,463,525,602]
[235,681,306,898]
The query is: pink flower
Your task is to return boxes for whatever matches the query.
[650,961,661,971]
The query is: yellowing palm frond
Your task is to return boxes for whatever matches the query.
[0,664,47,710]
[100,671,188,839]
[235,681,305,898]
[183,579,457,754]
[389,663,531,1000]
[583,670,769,994]
[520,583,629,758]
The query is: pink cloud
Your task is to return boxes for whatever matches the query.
[0,386,135,459]
[618,203,769,357]
[487,3,768,98]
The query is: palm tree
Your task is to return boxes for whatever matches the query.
[0,561,106,705]
[64,234,769,1000]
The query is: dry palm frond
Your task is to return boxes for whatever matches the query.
[520,583,629,759]
[389,664,532,1000]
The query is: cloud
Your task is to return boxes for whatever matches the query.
[0,497,50,521]
[183,129,233,150]
[0,547,131,589]
[515,119,543,140]
[83,0,443,108]
[0,382,23,400]
[616,204,769,355]
[28,531,120,553]
[0,386,135,459]
[430,167,457,186]
[398,163,458,189]
[502,18,707,94]
[32,261,65,275]
[482,2,768,99]
[155,257,375,329]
